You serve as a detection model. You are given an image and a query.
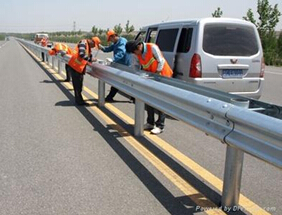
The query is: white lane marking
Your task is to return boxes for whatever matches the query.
[265,71,282,75]
[0,41,8,49]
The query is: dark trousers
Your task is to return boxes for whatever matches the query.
[41,52,45,62]
[106,87,118,99]
[65,64,72,81]
[69,66,84,104]
[146,105,166,129]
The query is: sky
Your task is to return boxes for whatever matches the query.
[0,0,281,33]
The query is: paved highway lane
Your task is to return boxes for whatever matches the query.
[0,40,189,215]
[261,66,282,106]
[0,39,281,215]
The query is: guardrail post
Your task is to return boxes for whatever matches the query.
[222,98,250,211]
[52,57,55,69]
[48,54,51,66]
[134,99,145,136]
[58,60,61,74]
[98,80,105,107]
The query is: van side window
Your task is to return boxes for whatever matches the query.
[177,28,193,53]
[135,31,146,42]
[156,29,178,52]
[147,28,158,43]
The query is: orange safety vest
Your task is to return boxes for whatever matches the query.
[68,39,91,73]
[136,43,173,77]
[48,43,73,55]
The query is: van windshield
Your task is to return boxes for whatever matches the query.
[203,24,259,56]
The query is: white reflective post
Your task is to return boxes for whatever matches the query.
[222,98,249,210]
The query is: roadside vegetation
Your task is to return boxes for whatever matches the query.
[1,0,281,66]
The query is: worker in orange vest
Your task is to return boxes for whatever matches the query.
[68,37,101,106]
[40,37,48,62]
[40,37,48,47]
[126,38,173,134]
[49,43,73,82]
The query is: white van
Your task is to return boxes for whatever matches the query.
[34,33,48,44]
[135,18,265,99]
[34,33,53,48]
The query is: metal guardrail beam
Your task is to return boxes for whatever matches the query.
[110,63,282,120]
[17,39,282,167]
[89,63,282,167]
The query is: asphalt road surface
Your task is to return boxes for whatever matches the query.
[0,39,281,215]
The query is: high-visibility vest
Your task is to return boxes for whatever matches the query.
[48,43,73,55]
[136,43,173,77]
[68,40,91,73]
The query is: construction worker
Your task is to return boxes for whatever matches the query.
[40,37,48,62]
[126,38,173,135]
[68,37,101,106]
[99,30,131,102]
[48,43,73,82]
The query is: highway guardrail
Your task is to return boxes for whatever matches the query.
[17,38,282,210]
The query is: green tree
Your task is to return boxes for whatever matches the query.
[243,0,281,33]
[125,20,135,34]
[98,28,103,36]
[113,24,123,35]
[243,0,281,65]
[212,7,223,18]
[91,26,98,35]
[277,32,282,64]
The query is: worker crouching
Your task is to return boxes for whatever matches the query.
[48,43,73,82]
[126,39,173,134]
[68,37,101,106]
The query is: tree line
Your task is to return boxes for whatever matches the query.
[42,20,136,44]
